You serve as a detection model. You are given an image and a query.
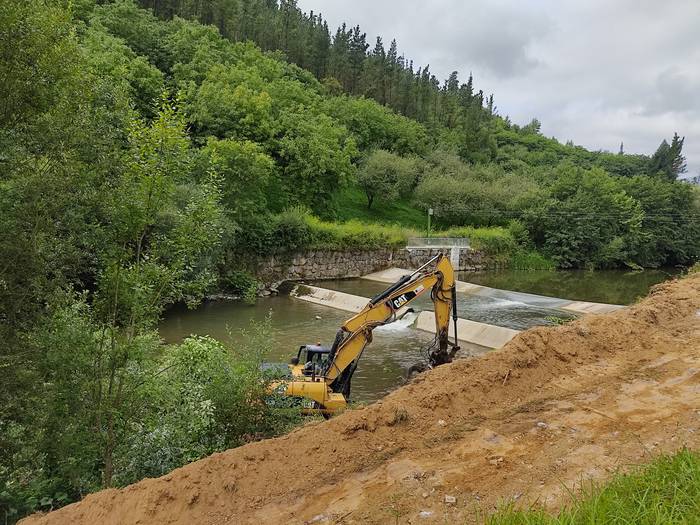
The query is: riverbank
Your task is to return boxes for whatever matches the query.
[23,272,700,525]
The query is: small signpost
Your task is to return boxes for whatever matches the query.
[427,208,434,238]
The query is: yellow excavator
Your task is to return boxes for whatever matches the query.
[275,254,460,416]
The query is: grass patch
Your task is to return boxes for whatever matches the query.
[305,215,411,250]
[437,226,553,269]
[332,184,426,229]
[544,315,573,326]
[487,448,700,524]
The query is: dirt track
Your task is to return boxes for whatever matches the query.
[22,274,700,525]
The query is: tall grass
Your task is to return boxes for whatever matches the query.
[510,251,556,270]
[487,448,700,525]
[439,226,517,257]
[231,207,413,256]
[305,215,410,250]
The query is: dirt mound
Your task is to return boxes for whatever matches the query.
[22,274,700,525]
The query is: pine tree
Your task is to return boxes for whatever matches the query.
[670,133,687,177]
[650,133,687,180]
[329,23,351,89]
[386,39,398,105]
[348,25,368,94]
[308,13,330,77]
[361,36,386,102]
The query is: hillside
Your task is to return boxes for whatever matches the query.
[21,273,700,524]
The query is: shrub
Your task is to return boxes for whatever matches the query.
[271,206,313,251]
[222,270,259,304]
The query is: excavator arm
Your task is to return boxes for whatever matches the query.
[324,254,458,390]
[280,254,459,415]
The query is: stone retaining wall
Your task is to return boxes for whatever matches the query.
[252,246,490,286]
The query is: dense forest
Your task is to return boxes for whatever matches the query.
[1,0,698,521]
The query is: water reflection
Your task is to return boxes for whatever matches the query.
[461,268,680,305]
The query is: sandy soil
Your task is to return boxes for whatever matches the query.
[21,273,700,525]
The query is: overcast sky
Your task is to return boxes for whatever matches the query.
[298,0,700,175]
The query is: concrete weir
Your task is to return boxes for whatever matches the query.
[362,268,625,315]
[291,284,520,349]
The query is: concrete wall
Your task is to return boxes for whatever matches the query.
[253,247,490,286]
[414,311,520,349]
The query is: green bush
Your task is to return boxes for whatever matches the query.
[507,220,531,249]
[114,327,301,487]
[272,207,314,251]
[222,270,259,304]
[413,158,540,227]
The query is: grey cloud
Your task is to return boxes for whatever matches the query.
[643,68,700,116]
[450,8,548,78]
[405,3,551,79]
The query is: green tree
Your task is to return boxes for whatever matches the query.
[81,25,164,118]
[524,166,645,268]
[189,64,274,141]
[272,110,356,214]
[622,175,700,266]
[198,137,276,220]
[357,150,417,209]
[0,4,133,517]
[324,96,428,155]
[36,101,225,493]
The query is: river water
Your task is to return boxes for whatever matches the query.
[159,269,678,403]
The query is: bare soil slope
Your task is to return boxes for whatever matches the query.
[23,274,700,525]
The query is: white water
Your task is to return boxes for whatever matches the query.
[375,311,418,333]
[477,298,530,310]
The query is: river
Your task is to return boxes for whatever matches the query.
[159,268,678,403]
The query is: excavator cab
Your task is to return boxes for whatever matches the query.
[290,344,330,377]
